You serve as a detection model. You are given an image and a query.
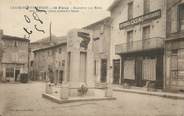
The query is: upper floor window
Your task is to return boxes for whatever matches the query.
[144,0,150,14]
[127,30,133,49]
[142,26,150,40]
[14,41,17,47]
[179,4,184,31]
[128,2,133,20]
[59,48,62,54]
[52,49,55,56]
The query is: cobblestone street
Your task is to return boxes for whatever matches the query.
[0,82,184,116]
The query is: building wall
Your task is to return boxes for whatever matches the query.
[110,0,166,66]
[0,36,29,81]
[165,0,184,91]
[33,44,67,82]
[166,0,182,34]
[84,18,111,85]
[0,31,3,80]
[2,39,29,64]
[109,0,166,87]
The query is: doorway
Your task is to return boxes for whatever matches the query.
[15,70,20,81]
[135,58,143,87]
[59,70,63,83]
[113,60,120,84]
[101,59,107,83]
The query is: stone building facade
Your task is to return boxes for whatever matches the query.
[83,17,111,88]
[33,39,67,83]
[165,0,184,92]
[0,30,30,82]
[29,35,67,80]
[0,30,3,80]
[108,0,166,89]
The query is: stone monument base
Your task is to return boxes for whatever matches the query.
[69,88,95,97]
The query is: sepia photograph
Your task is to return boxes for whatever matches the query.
[0,0,184,116]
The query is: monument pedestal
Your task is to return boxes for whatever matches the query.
[45,83,53,94]
[60,84,69,99]
[65,29,95,98]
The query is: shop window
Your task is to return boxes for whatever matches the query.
[144,0,150,14]
[6,68,14,77]
[179,3,184,31]
[127,30,133,49]
[128,2,133,20]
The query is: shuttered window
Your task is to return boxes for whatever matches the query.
[170,49,184,80]
[143,26,150,40]
[177,49,184,79]
[124,60,135,80]
[128,2,133,20]
[127,30,133,50]
[179,4,184,31]
[144,0,150,14]
[143,59,156,81]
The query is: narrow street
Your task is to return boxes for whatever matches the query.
[0,82,184,116]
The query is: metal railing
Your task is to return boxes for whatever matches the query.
[115,37,164,54]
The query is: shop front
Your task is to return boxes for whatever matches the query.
[119,49,164,89]
[165,39,184,92]
[2,63,25,82]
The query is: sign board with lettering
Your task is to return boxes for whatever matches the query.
[119,9,161,30]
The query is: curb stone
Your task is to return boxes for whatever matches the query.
[113,88,184,100]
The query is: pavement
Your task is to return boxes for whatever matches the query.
[0,82,184,116]
[113,85,184,100]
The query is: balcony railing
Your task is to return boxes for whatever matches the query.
[115,37,164,54]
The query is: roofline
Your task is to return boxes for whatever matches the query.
[107,0,121,11]
[82,17,111,29]
[33,42,67,53]
[2,35,30,42]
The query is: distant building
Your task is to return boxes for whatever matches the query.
[0,30,3,80]
[0,30,30,82]
[165,0,184,92]
[108,0,166,89]
[83,17,111,88]
[33,38,67,83]
[29,35,67,80]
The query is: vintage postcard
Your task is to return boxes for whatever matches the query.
[0,0,184,116]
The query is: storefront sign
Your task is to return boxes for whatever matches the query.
[119,9,161,30]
